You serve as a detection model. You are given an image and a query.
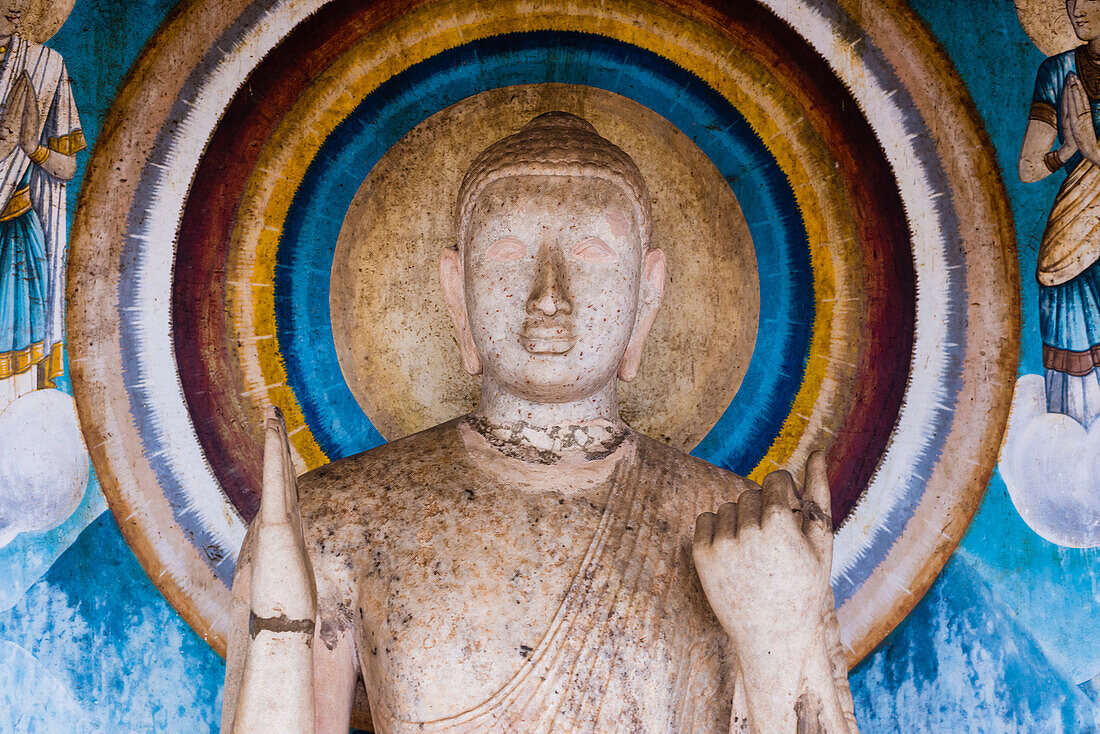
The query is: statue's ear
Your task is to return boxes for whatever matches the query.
[618,248,666,382]
[440,247,482,375]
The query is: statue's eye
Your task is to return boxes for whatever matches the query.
[485,237,527,262]
[571,237,617,263]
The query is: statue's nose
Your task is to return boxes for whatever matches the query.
[526,243,573,317]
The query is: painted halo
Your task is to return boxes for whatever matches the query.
[68,0,1019,672]
[1014,0,1079,57]
[332,84,761,453]
[21,0,76,44]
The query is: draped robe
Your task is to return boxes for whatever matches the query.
[1030,46,1100,425]
[282,418,855,733]
[0,34,83,381]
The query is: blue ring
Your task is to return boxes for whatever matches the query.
[275,31,813,474]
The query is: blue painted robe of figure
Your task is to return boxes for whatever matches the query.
[1030,47,1100,428]
[0,35,83,382]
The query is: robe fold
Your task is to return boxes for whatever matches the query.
[288,421,857,734]
[375,435,741,733]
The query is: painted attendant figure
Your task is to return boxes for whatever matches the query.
[1020,0,1100,428]
[0,0,83,411]
[223,113,858,733]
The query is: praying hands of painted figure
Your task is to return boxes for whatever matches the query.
[0,71,76,180]
[222,112,857,734]
[1063,74,1100,167]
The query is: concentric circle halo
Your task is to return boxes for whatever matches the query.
[1014,0,1080,57]
[332,84,759,449]
[67,0,1019,675]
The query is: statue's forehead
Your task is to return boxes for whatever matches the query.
[467,176,635,225]
[458,176,644,254]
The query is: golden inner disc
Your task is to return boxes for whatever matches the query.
[330,84,760,450]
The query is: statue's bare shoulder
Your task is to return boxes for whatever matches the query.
[631,431,757,513]
[298,418,472,538]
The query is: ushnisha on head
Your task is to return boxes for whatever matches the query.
[439,112,666,407]
[455,111,653,250]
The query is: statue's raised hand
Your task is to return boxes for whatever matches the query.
[250,406,317,631]
[693,452,838,731]
[229,408,317,733]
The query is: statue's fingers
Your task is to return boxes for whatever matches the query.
[805,451,830,510]
[716,501,738,540]
[761,471,798,528]
[735,489,762,534]
[274,412,299,511]
[261,407,290,525]
[694,512,716,547]
[265,406,299,513]
[803,451,834,572]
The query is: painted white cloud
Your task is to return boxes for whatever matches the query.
[999,374,1100,548]
[0,390,89,548]
[0,640,99,733]
[2,577,224,732]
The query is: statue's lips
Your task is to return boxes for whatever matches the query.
[520,323,575,354]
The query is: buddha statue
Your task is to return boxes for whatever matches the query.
[221,112,858,733]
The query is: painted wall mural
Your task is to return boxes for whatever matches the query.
[0,0,1098,731]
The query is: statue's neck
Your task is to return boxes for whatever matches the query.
[472,377,628,464]
[477,376,622,428]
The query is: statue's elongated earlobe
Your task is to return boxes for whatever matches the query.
[439,247,482,375]
[618,248,666,382]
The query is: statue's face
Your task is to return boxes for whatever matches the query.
[1069,0,1100,41]
[460,175,646,403]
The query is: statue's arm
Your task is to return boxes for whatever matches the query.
[694,453,858,733]
[222,522,358,734]
[221,409,358,734]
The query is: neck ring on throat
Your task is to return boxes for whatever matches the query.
[463,414,629,464]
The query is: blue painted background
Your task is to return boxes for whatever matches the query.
[1,0,1099,731]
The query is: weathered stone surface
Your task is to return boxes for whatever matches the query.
[224,112,856,733]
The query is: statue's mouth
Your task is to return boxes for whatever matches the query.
[520,322,575,354]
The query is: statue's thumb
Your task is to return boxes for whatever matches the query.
[803,451,833,575]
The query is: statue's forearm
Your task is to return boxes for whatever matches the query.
[231,624,316,734]
[732,640,854,734]
[730,596,857,734]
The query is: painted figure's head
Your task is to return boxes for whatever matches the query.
[1068,0,1100,41]
[0,0,27,37]
[440,112,666,405]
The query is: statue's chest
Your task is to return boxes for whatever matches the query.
[355,487,607,720]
